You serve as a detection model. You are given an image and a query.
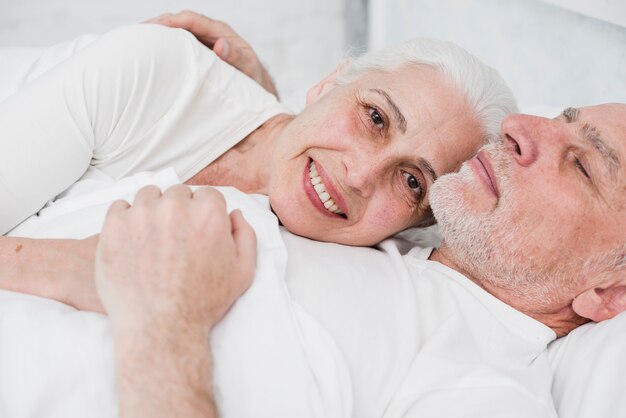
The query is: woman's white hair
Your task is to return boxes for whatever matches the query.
[337,38,518,143]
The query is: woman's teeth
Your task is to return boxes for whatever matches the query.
[309,161,345,216]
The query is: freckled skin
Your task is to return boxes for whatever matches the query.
[267,65,484,246]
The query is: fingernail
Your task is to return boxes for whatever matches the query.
[220,40,230,58]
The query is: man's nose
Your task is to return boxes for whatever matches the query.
[500,114,542,167]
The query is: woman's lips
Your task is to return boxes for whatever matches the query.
[302,158,347,219]
[471,151,500,198]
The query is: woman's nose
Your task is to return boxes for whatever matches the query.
[342,152,381,198]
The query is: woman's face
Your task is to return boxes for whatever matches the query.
[268,64,483,246]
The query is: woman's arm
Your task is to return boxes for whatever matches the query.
[0,22,271,310]
[0,24,208,234]
[0,235,103,312]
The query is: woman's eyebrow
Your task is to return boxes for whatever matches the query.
[417,157,438,183]
[371,89,407,133]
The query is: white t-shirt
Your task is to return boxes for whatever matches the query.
[0,24,286,235]
[4,169,352,418]
[4,168,558,417]
[282,232,559,418]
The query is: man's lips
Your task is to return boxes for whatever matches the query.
[470,150,500,198]
[302,158,348,219]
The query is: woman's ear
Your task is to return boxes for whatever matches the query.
[305,59,352,106]
[572,278,626,322]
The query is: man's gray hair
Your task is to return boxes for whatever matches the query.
[337,38,518,143]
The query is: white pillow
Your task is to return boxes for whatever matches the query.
[547,311,626,418]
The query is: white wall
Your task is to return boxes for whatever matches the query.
[369,0,626,109]
[0,0,350,103]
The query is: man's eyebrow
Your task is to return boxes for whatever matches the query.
[371,89,407,133]
[561,107,579,123]
[580,123,621,177]
[561,107,621,177]
[417,157,438,183]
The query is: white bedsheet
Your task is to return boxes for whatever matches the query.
[1,168,351,418]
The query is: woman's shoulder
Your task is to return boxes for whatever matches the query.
[93,23,217,65]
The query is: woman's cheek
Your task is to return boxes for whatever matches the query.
[365,200,411,236]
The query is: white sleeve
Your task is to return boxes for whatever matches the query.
[0,33,99,103]
[0,24,227,234]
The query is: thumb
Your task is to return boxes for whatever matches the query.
[230,209,257,281]
[213,38,231,60]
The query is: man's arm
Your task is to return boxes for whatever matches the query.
[95,184,256,418]
[147,10,278,97]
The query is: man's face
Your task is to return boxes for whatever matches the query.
[267,65,481,246]
[430,104,626,311]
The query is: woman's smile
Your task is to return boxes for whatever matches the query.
[302,158,347,219]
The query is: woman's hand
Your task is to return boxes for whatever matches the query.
[146,10,278,97]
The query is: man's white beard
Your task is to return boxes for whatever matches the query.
[428,144,564,305]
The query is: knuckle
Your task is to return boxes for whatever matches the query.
[178,9,194,18]
[106,199,129,216]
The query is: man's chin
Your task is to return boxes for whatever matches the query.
[429,171,469,227]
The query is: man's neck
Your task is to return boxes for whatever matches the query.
[428,248,588,337]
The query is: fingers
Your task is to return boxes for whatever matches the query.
[149,10,236,48]
[107,199,131,212]
[146,10,278,96]
[104,200,131,226]
[162,183,193,200]
[213,37,231,60]
[230,209,257,281]
[132,185,162,206]
[191,185,227,209]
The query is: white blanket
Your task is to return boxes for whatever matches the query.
[1,168,351,418]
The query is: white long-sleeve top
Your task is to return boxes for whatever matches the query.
[0,24,285,234]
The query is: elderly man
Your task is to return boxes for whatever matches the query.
[91,101,625,418]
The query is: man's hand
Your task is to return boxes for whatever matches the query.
[95,184,256,418]
[147,10,278,97]
[96,184,256,331]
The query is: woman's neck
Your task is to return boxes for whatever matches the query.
[185,113,293,194]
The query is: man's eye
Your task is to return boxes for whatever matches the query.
[403,172,423,197]
[369,107,385,129]
[574,158,590,179]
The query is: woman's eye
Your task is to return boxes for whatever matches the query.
[574,158,590,179]
[403,172,423,197]
[369,107,385,129]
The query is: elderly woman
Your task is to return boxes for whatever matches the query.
[0,12,515,242]
[0,12,515,309]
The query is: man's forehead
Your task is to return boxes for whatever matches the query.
[565,104,626,154]
[562,104,626,206]
[578,103,626,128]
